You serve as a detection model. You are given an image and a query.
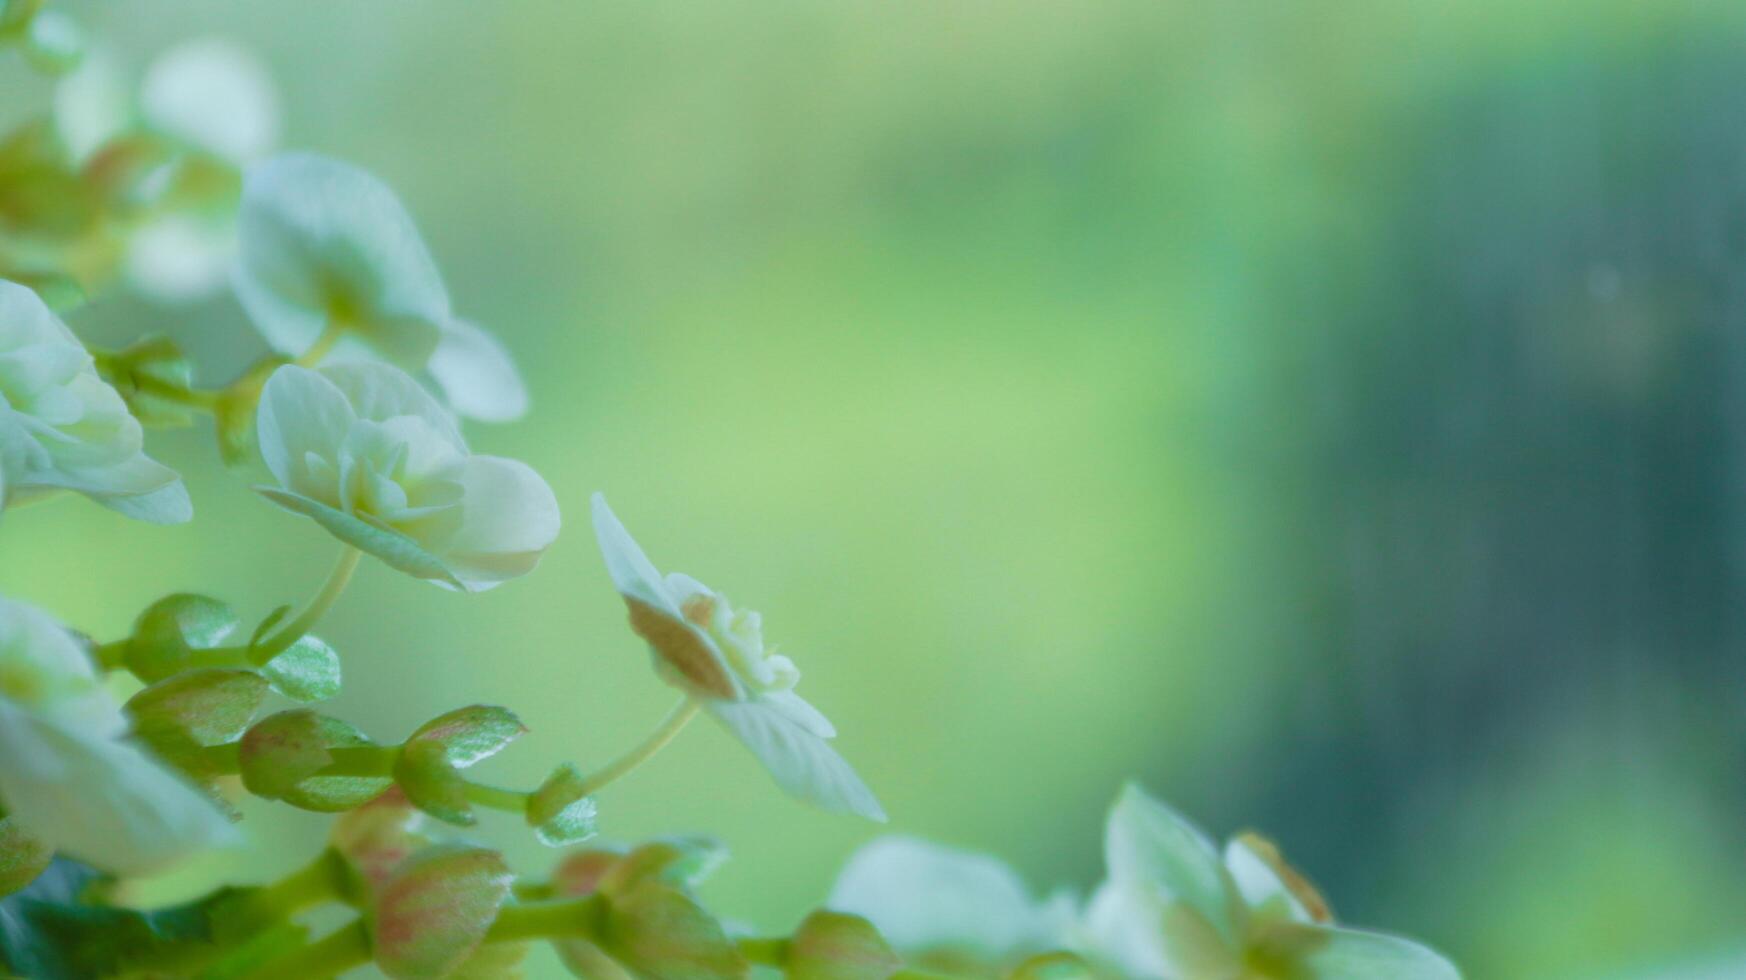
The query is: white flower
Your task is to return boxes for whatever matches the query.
[828,836,1072,960]
[140,38,278,164]
[255,362,558,592]
[0,595,236,874]
[590,494,884,821]
[1082,784,1460,980]
[0,280,191,523]
[233,153,528,421]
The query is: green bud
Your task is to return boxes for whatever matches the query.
[787,910,903,980]
[239,709,390,810]
[127,667,270,770]
[124,593,240,682]
[527,764,597,847]
[371,844,513,980]
[596,880,747,980]
[392,739,473,827]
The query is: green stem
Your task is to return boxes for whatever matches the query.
[215,849,347,937]
[126,371,220,410]
[577,697,700,796]
[295,322,345,367]
[484,897,603,942]
[249,546,362,665]
[464,781,530,813]
[737,937,789,966]
[199,742,398,778]
[243,920,370,980]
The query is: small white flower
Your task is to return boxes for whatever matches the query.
[0,595,236,874]
[590,494,884,821]
[140,38,278,165]
[0,280,191,523]
[233,153,528,421]
[828,836,1073,960]
[1083,783,1460,980]
[255,362,558,592]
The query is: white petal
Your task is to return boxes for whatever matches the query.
[91,471,193,524]
[1224,835,1315,925]
[435,455,560,591]
[1080,881,1173,978]
[0,704,238,875]
[706,698,884,822]
[125,214,236,304]
[140,38,278,163]
[1104,783,1242,942]
[255,364,355,493]
[828,836,1051,957]
[320,361,464,453]
[233,153,448,365]
[428,319,528,423]
[1291,926,1461,980]
[53,48,128,163]
[590,493,681,618]
[760,689,835,738]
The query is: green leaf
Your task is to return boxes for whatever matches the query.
[125,593,240,682]
[259,635,341,702]
[0,857,220,979]
[254,487,464,588]
[392,740,473,827]
[528,764,598,848]
[536,798,598,849]
[787,910,903,980]
[405,705,526,768]
[248,604,291,650]
[0,817,51,898]
[371,844,513,980]
[239,709,390,811]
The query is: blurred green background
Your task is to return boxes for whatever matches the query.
[5,1,1746,976]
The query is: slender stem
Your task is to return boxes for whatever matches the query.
[484,897,602,942]
[464,781,529,813]
[126,372,220,410]
[577,697,700,796]
[295,323,345,367]
[250,546,362,665]
[92,639,128,671]
[738,937,789,966]
[216,849,346,937]
[199,742,397,778]
[243,920,370,980]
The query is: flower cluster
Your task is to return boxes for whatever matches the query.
[830,784,1460,979]
[0,21,1463,980]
